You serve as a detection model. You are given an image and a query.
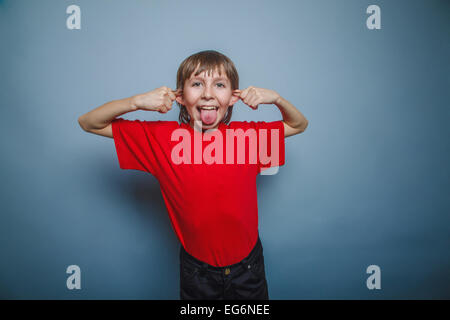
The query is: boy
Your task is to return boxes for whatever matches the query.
[78,50,308,300]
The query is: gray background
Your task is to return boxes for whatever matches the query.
[0,0,449,299]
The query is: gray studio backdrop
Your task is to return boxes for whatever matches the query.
[1,0,449,299]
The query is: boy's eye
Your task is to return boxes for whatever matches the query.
[192,82,225,88]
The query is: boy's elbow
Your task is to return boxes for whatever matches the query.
[78,115,89,132]
[300,120,309,132]
[294,120,309,134]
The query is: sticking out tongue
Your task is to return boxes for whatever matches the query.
[200,108,217,125]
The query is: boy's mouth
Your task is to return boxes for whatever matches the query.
[197,105,219,125]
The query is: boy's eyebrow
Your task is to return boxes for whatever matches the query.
[190,76,230,82]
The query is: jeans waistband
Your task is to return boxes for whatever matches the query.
[180,236,263,274]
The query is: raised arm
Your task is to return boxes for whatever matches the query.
[233,87,309,138]
[274,95,309,137]
[78,87,181,138]
[77,96,138,138]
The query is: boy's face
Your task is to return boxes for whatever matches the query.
[176,65,239,130]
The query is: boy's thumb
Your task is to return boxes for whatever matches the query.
[173,88,183,96]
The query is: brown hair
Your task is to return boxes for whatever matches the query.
[176,50,239,124]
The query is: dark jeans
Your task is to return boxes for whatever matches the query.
[179,236,269,300]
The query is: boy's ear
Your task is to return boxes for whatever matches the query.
[176,95,184,105]
[229,94,240,106]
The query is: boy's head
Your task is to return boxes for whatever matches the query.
[175,50,240,130]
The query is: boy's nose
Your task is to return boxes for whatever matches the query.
[202,86,214,98]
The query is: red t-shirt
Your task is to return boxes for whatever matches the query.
[111,118,285,267]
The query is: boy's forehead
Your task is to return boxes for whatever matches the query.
[189,66,229,81]
[190,74,230,82]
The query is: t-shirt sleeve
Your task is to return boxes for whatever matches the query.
[254,120,285,174]
[111,118,160,176]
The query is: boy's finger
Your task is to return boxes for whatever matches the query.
[159,105,168,113]
[165,97,173,108]
[172,89,183,96]
[168,91,176,100]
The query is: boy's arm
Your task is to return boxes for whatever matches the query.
[78,87,181,139]
[233,87,308,138]
[274,96,309,138]
[78,96,138,138]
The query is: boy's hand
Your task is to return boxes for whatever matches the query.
[232,86,280,110]
[134,86,183,113]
